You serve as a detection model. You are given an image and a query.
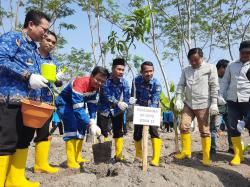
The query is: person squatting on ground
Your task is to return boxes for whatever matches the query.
[129,61,162,167]
[174,48,219,166]
[33,31,63,174]
[55,66,109,169]
[0,10,50,187]
[97,58,130,161]
[219,41,250,166]
[210,59,233,155]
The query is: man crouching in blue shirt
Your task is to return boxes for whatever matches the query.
[97,58,130,161]
[129,61,162,166]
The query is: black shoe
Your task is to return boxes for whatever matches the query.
[210,148,216,155]
[210,149,216,160]
[227,148,234,154]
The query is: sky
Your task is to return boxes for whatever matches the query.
[1,1,242,93]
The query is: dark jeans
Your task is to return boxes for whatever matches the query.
[210,113,233,150]
[227,101,250,137]
[134,125,159,141]
[0,104,35,155]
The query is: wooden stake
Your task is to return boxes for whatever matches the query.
[142,125,149,171]
[173,115,180,153]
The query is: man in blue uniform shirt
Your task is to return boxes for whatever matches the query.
[97,58,130,161]
[0,10,50,187]
[129,61,162,166]
[33,31,63,174]
[56,66,109,169]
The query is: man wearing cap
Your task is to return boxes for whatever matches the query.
[97,58,130,161]
[219,40,250,166]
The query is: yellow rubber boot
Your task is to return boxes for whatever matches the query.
[134,140,142,161]
[0,155,10,187]
[75,139,90,163]
[150,138,162,167]
[201,137,211,166]
[34,141,59,174]
[5,149,40,187]
[174,133,191,159]
[114,138,125,161]
[66,140,80,169]
[230,137,242,166]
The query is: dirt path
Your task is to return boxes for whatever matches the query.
[26,129,250,187]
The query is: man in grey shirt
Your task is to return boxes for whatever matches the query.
[174,48,219,166]
[219,40,250,166]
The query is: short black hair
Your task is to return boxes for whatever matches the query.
[91,66,109,77]
[23,10,50,28]
[141,61,154,71]
[239,40,250,51]
[47,30,57,41]
[216,59,229,70]
[187,48,203,59]
[112,58,125,67]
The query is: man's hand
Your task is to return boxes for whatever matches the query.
[218,96,226,105]
[89,119,101,136]
[129,97,137,105]
[29,74,48,89]
[209,104,219,116]
[175,99,184,112]
[237,120,245,133]
[56,71,64,81]
[118,101,128,111]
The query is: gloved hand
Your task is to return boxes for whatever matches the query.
[89,119,101,136]
[209,103,219,115]
[218,96,226,105]
[118,101,128,111]
[174,95,184,112]
[56,71,64,81]
[237,120,245,133]
[29,74,48,89]
[129,97,137,105]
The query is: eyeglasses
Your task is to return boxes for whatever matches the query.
[39,25,49,34]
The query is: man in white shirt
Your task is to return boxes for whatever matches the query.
[219,40,250,166]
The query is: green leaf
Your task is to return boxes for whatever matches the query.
[160,92,170,109]
[170,83,175,93]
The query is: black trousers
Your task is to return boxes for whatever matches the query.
[0,104,35,155]
[97,111,124,138]
[133,125,159,141]
[227,100,250,137]
[33,117,51,142]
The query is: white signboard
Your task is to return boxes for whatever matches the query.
[133,106,161,126]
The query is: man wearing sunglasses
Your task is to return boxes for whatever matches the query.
[0,10,50,187]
